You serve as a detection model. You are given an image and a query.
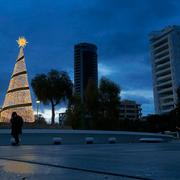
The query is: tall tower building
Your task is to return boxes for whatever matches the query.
[0,37,34,122]
[150,25,180,114]
[74,43,98,100]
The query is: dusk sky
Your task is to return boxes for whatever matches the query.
[0,0,180,120]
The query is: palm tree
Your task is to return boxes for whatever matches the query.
[31,69,73,124]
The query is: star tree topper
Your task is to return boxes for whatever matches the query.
[16,37,28,48]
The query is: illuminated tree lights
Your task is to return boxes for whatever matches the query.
[0,37,34,122]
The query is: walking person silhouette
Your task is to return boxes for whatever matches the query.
[10,112,23,145]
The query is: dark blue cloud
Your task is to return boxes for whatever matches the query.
[0,0,180,115]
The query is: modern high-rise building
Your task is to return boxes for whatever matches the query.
[74,43,98,100]
[150,25,180,114]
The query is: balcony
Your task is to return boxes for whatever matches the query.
[156,61,170,71]
[158,87,173,94]
[156,74,171,82]
[152,37,168,48]
[155,54,170,64]
[154,49,169,59]
[153,42,168,50]
[156,84,172,91]
[161,107,174,113]
[160,97,174,104]
[161,102,175,108]
[156,80,172,87]
[160,95,174,100]
[156,67,171,76]
[154,44,169,54]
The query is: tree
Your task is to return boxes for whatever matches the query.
[84,79,98,129]
[66,80,98,130]
[66,77,121,130]
[34,114,47,125]
[31,70,73,124]
[66,94,85,129]
[98,77,121,130]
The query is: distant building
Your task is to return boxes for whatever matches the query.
[74,43,98,100]
[149,25,180,114]
[59,112,66,127]
[120,100,142,120]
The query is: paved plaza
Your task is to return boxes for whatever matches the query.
[0,141,180,180]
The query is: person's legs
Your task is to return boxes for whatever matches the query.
[13,134,19,144]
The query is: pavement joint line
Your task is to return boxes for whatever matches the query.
[0,157,153,180]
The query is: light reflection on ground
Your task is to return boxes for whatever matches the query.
[19,154,37,161]
[0,143,179,179]
[2,161,35,174]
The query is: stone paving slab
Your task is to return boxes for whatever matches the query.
[0,142,180,179]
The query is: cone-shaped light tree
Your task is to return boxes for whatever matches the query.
[0,37,35,122]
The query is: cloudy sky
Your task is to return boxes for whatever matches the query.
[0,0,180,121]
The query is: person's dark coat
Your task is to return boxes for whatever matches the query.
[11,115,23,135]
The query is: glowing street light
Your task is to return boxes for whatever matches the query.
[36,100,40,120]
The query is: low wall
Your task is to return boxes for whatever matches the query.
[0,129,174,145]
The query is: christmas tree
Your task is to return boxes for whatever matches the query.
[0,37,35,122]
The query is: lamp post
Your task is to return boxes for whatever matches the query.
[36,100,40,121]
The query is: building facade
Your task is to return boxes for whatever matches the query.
[120,100,142,120]
[150,25,180,114]
[74,43,98,100]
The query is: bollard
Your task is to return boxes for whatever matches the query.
[85,137,94,144]
[53,137,63,145]
[108,137,117,144]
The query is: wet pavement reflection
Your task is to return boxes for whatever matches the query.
[0,142,179,179]
[3,160,35,174]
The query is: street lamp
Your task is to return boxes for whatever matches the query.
[36,100,40,120]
